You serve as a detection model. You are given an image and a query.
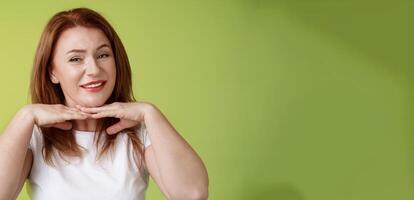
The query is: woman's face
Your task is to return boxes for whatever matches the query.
[50,26,116,108]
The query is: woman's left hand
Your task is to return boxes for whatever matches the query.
[76,102,153,134]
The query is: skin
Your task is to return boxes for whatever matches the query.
[0,27,208,200]
[50,26,117,131]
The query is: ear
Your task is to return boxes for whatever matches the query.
[49,71,59,84]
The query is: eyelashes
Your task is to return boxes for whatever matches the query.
[69,57,81,62]
[97,53,109,59]
[68,53,111,63]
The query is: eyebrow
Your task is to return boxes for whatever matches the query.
[65,44,111,55]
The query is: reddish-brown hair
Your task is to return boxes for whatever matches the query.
[30,8,145,170]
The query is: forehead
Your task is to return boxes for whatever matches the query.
[54,26,111,54]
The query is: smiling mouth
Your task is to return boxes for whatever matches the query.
[80,81,106,92]
[81,82,104,88]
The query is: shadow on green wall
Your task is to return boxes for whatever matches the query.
[241,182,303,200]
[278,0,413,81]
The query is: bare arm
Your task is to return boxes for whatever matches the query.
[0,106,35,200]
[0,104,88,200]
[11,149,33,199]
[77,102,209,199]
[143,104,209,200]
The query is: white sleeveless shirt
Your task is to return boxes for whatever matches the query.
[28,122,151,200]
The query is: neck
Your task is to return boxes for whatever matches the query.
[72,119,98,132]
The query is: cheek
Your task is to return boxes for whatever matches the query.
[109,59,116,74]
[57,70,83,92]
[107,68,117,92]
[105,61,117,83]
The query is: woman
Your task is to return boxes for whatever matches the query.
[0,8,208,200]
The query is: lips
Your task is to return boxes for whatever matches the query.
[80,80,106,92]
[81,80,106,88]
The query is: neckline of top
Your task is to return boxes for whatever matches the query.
[73,130,95,134]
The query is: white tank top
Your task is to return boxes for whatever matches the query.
[28,123,151,200]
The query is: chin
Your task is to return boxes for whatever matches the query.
[80,99,107,107]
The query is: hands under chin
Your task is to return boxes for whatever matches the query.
[76,101,153,134]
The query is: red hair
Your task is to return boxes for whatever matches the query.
[30,8,145,171]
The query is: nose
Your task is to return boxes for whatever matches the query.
[85,57,101,77]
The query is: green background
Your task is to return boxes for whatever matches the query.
[0,0,412,199]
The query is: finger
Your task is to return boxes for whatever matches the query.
[67,109,89,116]
[77,103,120,114]
[55,104,78,113]
[76,105,108,114]
[58,105,83,116]
[107,120,138,135]
[90,111,119,119]
[65,106,80,112]
[64,108,83,114]
[72,109,94,118]
[53,122,73,130]
[63,111,90,120]
[106,121,127,135]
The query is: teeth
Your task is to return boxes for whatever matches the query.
[83,82,103,88]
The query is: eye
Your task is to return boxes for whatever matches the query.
[69,57,82,62]
[97,53,110,59]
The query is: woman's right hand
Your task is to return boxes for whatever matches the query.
[23,104,89,130]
